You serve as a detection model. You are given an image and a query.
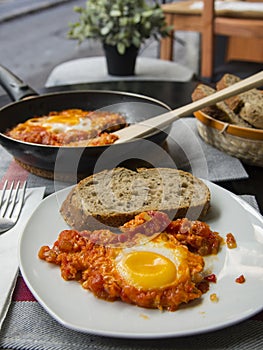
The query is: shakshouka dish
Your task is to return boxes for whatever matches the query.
[5,109,127,146]
[38,211,223,311]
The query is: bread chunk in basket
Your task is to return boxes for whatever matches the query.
[192,73,263,130]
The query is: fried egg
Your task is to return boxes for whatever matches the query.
[115,235,192,290]
[7,109,127,146]
[39,226,206,311]
[39,115,91,133]
[26,111,92,133]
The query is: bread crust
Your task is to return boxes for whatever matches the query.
[60,167,211,231]
[216,73,242,112]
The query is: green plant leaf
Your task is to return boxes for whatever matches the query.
[132,36,141,47]
[117,42,126,55]
[100,21,114,36]
[133,13,141,24]
[142,10,153,18]
[119,17,128,27]
[110,10,121,17]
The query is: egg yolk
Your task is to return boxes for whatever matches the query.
[118,251,177,290]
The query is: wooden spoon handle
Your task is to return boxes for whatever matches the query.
[114,71,263,143]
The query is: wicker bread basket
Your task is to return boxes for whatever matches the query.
[194,111,263,167]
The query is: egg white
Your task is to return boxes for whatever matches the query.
[42,117,92,133]
[26,115,91,133]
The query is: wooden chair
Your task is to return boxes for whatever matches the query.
[160,0,263,80]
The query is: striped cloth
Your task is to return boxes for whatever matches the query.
[0,267,262,350]
[0,145,70,196]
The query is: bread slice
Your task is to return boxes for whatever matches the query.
[216,73,263,129]
[192,83,252,128]
[60,167,211,231]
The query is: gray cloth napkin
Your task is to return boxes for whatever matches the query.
[165,118,248,182]
[240,195,259,211]
[1,302,262,350]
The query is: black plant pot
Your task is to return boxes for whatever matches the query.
[103,44,139,76]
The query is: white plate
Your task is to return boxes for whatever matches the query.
[19,181,263,339]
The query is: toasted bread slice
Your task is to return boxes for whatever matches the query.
[60,167,211,231]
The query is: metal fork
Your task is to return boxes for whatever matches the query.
[0,180,27,234]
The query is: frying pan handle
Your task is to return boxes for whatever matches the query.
[0,65,38,101]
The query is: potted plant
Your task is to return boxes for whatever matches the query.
[68,0,171,76]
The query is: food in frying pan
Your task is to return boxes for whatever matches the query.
[5,109,127,146]
[60,167,211,231]
[191,73,263,129]
[38,210,223,311]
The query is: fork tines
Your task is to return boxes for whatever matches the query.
[0,180,27,219]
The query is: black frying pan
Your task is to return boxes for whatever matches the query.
[0,65,171,180]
